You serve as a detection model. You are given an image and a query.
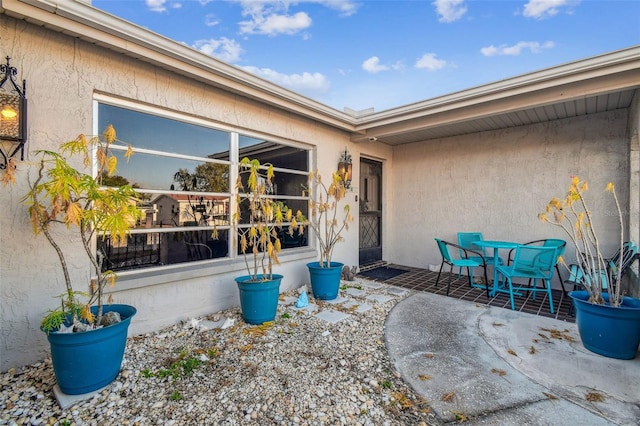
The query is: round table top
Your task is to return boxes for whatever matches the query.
[472,240,521,248]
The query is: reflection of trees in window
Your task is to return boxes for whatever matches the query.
[171,163,228,193]
[100,171,150,201]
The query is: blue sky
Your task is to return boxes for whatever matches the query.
[92,0,640,112]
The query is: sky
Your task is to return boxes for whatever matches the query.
[91,0,640,113]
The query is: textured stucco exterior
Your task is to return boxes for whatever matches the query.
[388,110,632,281]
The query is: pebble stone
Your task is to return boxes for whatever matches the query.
[0,279,438,425]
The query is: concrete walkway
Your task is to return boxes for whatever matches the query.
[385,292,640,425]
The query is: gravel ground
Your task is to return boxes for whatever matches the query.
[1,280,440,426]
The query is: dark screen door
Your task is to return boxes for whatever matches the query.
[359,158,382,265]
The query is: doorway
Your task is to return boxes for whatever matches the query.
[359,158,382,265]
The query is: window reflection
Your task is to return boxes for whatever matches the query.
[99,103,230,159]
[239,135,308,171]
[98,230,229,272]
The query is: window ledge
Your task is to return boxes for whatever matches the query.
[107,248,318,292]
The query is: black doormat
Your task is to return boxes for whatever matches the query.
[359,266,408,281]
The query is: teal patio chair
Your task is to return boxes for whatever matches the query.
[457,232,504,285]
[507,238,567,294]
[435,238,490,298]
[495,245,559,313]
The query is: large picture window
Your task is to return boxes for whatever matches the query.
[96,100,309,272]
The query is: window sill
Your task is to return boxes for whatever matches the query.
[106,247,318,292]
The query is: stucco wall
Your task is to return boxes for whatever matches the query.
[388,110,631,281]
[0,15,387,370]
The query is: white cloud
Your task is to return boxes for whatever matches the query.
[241,66,331,93]
[235,1,359,36]
[414,53,447,71]
[480,41,555,56]
[236,1,312,36]
[362,57,389,73]
[205,14,220,27]
[240,11,312,36]
[432,0,467,23]
[316,0,360,17]
[145,0,182,12]
[522,0,580,20]
[192,38,243,63]
[146,0,167,12]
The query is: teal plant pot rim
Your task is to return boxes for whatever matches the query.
[234,274,284,284]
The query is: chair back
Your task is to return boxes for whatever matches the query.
[435,238,454,264]
[543,238,566,259]
[608,241,639,279]
[457,232,484,256]
[513,246,558,278]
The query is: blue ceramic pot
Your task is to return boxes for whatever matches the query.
[235,274,283,324]
[569,290,640,360]
[46,304,137,395]
[307,262,343,300]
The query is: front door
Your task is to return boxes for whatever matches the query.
[359,158,382,265]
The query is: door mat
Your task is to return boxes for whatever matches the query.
[358,266,408,282]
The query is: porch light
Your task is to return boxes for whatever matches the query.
[337,148,352,189]
[0,56,27,169]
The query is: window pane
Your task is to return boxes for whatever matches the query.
[236,198,307,225]
[110,150,230,193]
[239,135,308,171]
[236,225,308,255]
[98,230,229,272]
[99,103,230,159]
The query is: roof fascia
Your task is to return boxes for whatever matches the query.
[1,0,357,130]
[354,46,640,131]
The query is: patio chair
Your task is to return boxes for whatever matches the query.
[495,245,559,313]
[565,241,639,294]
[507,239,567,295]
[456,232,504,284]
[435,238,490,298]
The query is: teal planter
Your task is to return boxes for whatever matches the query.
[235,274,283,324]
[307,262,343,300]
[46,304,137,395]
[569,291,640,360]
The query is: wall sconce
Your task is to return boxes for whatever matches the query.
[0,56,27,169]
[337,148,352,189]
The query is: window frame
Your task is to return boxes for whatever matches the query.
[93,95,316,290]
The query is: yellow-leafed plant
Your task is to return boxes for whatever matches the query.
[233,157,304,281]
[297,170,353,267]
[539,176,624,306]
[25,125,144,332]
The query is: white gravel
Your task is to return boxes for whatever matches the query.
[1,279,439,425]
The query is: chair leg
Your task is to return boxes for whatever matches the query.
[482,265,490,299]
[435,263,445,287]
[446,265,454,296]
[506,277,516,310]
[545,278,555,314]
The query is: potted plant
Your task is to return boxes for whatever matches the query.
[232,158,303,324]
[296,170,353,300]
[23,125,144,394]
[540,176,640,359]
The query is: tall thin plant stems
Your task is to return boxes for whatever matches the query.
[303,170,352,267]
[540,177,625,306]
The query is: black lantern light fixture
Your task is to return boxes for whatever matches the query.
[0,56,27,169]
[337,147,352,189]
